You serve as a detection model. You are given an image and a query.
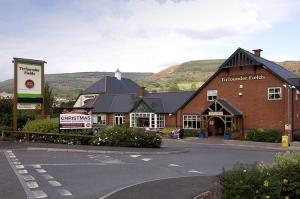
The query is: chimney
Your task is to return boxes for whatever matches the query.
[252,49,262,57]
[139,87,145,97]
[115,68,121,80]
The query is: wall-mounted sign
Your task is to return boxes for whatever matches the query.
[17,63,42,98]
[59,108,92,129]
[221,74,266,82]
[17,103,41,110]
[208,111,223,116]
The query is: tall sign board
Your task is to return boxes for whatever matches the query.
[13,58,46,131]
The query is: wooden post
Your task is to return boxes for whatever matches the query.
[13,59,18,131]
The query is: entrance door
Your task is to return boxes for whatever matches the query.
[208,117,225,136]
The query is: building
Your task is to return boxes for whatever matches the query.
[180,48,300,137]
[74,48,300,137]
[74,69,193,129]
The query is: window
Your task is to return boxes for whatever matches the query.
[157,114,165,128]
[183,115,201,129]
[114,114,125,125]
[207,90,217,101]
[268,87,281,100]
[97,114,106,125]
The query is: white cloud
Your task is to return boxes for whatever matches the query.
[0,0,299,81]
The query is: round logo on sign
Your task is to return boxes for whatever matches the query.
[25,79,34,89]
[86,123,91,127]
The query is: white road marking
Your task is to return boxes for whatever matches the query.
[23,175,35,181]
[57,188,72,196]
[6,150,12,153]
[41,174,54,180]
[9,155,16,158]
[48,180,62,187]
[18,169,28,174]
[31,190,47,198]
[32,164,42,169]
[188,170,204,174]
[141,158,152,162]
[13,161,21,165]
[36,169,47,173]
[130,155,141,158]
[16,165,25,169]
[168,164,182,167]
[27,181,39,189]
[11,158,19,161]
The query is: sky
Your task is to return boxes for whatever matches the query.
[1,0,300,81]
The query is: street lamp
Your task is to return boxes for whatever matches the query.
[283,84,295,143]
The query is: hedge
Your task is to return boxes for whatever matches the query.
[183,129,200,137]
[220,151,300,198]
[23,118,59,133]
[294,131,300,141]
[245,128,282,143]
[91,125,162,148]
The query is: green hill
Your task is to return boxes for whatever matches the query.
[1,59,299,99]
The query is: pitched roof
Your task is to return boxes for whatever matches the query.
[80,76,141,95]
[216,99,242,116]
[180,47,300,110]
[84,91,194,114]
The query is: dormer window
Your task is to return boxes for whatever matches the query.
[115,68,122,80]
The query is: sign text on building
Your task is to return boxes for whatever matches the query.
[221,74,266,82]
[59,108,92,129]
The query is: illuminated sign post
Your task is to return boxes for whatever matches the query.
[13,58,46,131]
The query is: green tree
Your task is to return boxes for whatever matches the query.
[190,83,197,91]
[44,83,55,116]
[168,84,180,92]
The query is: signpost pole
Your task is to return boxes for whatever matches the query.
[13,59,17,131]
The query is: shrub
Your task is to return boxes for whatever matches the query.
[161,127,176,137]
[183,129,199,137]
[294,131,300,141]
[23,119,59,133]
[224,128,232,136]
[220,151,300,198]
[91,125,162,148]
[245,128,282,143]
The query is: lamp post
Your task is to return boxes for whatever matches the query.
[283,84,295,143]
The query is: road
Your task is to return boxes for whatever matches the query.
[0,139,279,199]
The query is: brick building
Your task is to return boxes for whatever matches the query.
[74,48,300,137]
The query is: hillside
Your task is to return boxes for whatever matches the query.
[1,60,300,99]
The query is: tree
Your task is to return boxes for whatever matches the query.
[44,83,55,116]
[168,84,180,92]
[190,83,197,91]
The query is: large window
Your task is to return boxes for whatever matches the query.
[183,115,201,129]
[207,90,217,101]
[97,114,106,125]
[114,114,125,125]
[268,87,281,100]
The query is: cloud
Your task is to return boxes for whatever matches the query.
[0,0,299,81]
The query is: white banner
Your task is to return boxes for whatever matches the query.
[17,103,41,110]
[59,108,92,129]
[17,63,42,98]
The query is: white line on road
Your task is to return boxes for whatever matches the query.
[168,164,182,167]
[141,158,152,162]
[13,161,21,165]
[130,155,141,158]
[9,155,16,158]
[18,169,28,174]
[48,180,62,187]
[56,188,72,196]
[16,165,25,169]
[41,174,54,180]
[27,181,39,189]
[36,169,47,173]
[6,150,12,153]
[23,175,35,181]
[31,190,47,198]
[188,170,204,174]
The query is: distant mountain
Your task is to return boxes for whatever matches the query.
[1,60,299,99]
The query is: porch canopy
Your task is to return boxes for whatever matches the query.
[201,99,243,130]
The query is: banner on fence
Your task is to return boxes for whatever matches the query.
[59,108,92,129]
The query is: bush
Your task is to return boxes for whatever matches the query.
[183,129,199,137]
[23,119,59,133]
[294,131,300,141]
[161,127,176,137]
[245,128,282,143]
[91,125,162,148]
[220,151,300,198]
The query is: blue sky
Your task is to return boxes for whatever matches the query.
[1,0,300,81]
